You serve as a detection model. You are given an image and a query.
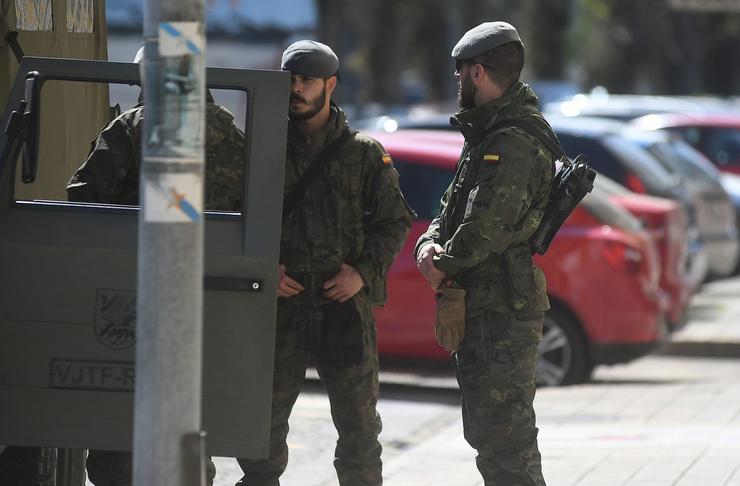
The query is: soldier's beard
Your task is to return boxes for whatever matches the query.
[457,74,476,110]
[289,86,328,121]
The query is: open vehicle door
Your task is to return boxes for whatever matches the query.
[0,57,288,458]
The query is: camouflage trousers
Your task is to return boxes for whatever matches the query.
[236,297,383,486]
[454,310,546,486]
[86,450,216,486]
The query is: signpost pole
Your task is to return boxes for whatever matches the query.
[134,0,207,484]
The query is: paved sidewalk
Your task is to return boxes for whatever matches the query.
[210,276,740,486]
[660,275,740,358]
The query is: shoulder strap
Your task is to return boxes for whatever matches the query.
[282,127,353,223]
[480,118,567,161]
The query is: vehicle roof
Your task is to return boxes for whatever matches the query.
[546,115,627,137]
[366,129,463,170]
[354,113,454,132]
[543,93,737,119]
[629,112,740,130]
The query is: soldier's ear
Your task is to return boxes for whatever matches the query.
[325,75,337,96]
[472,64,483,81]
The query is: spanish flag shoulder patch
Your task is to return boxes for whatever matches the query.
[483,154,500,163]
[382,154,393,165]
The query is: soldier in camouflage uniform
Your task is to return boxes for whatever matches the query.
[416,22,553,486]
[67,96,244,210]
[236,41,412,486]
[66,86,244,486]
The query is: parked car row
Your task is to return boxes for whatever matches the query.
[360,95,740,386]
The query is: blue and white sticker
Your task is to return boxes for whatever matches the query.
[159,21,203,57]
[144,173,202,222]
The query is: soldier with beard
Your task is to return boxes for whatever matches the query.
[415,22,553,486]
[235,41,412,486]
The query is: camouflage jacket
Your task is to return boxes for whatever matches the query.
[66,101,245,211]
[415,82,553,314]
[281,103,413,306]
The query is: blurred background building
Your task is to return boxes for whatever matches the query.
[107,0,740,118]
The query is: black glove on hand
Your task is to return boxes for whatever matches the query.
[319,300,364,371]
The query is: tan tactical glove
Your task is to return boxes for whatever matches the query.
[435,286,466,352]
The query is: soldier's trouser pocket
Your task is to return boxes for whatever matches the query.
[435,287,467,352]
[317,300,365,370]
[504,244,537,310]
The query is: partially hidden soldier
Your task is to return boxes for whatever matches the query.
[235,40,413,486]
[66,49,245,486]
[415,22,554,486]
[67,97,244,211]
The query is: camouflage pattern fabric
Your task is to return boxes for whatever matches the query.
[455,311,546,486]
[66,101,240,486]
[237,296,382,486]
[237,104,411,486]
[415,82,553,316]
[66,101,245,211]
[415,82,551,486]
[278,103,413,303]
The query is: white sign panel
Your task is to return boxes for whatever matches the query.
[159,21,203,57]
[144,173,202,223]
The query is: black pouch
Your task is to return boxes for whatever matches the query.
[318,300,364,370]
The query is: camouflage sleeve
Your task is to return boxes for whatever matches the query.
[433,130,539,277]
[204,103,245,211]
[352,139,414,286]
[414,184,451,259]
[66,114,137,203]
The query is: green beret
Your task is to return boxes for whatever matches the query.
[451,21,522,60]
[281,40,339,78]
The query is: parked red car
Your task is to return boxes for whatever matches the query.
[371,130,674,386]
[594,175,692,329]
[629,113,740,175]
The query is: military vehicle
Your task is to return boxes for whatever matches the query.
[1,4,289,483]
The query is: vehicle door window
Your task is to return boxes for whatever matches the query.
[557,134,626,183]
[704,128,740,168]
[10,80,247,215]
[392,159,452,220]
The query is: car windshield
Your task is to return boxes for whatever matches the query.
[593,173,631,196]
[643,140,719,187]
[581,187,643,233]
[603,134,676,193]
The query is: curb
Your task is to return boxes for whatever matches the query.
[658,340,740,359]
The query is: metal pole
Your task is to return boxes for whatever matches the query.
[134,0,206,484]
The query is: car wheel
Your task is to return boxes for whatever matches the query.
[536,307,592,386]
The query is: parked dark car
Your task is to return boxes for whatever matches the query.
[546,116,711,286]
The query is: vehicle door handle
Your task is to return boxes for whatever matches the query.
[204,276,263,292]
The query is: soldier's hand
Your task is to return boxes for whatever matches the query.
[323,263,364,303]
[417,243,447,290]
[277,264,304,298]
